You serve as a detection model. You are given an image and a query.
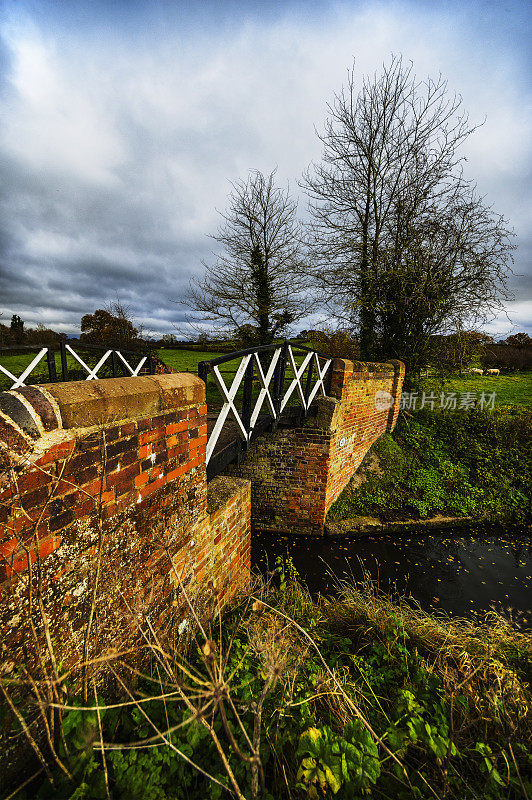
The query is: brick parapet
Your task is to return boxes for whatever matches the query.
[324,358,405,509]
[0,374,250,685]
[206,477,251,601]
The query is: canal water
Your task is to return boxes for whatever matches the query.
[252,525,532,629]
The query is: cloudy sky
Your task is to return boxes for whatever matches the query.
[0,0,531,339]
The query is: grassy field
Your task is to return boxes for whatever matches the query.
[0,346,313,411]
[419,370,532,408]
[156,347,226,373]
[3,345,528,410]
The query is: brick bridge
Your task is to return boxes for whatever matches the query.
[0,356,404,751]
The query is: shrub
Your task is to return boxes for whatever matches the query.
[310,328,361,361]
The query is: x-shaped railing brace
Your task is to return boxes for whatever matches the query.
[0,348,48,390]
[66,345,147,380]
[205,345,331,465]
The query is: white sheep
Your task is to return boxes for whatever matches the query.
[470,368,483,375]
[486,368,500,376]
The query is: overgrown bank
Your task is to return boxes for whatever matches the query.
[328,407,532,524]
[6,567,531,800]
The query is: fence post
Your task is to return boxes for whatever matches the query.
[241,358,254,444]
[60,341,68,382]
[198,361,208,384]
[46,348,57,383]
[111,350,118,377]
[147,354,155,375]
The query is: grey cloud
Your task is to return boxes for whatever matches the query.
[0,3,531,338]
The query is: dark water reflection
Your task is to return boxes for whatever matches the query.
[252,525,532,629]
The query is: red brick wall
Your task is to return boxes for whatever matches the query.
[229,358,405,533]
[0,375,250,677]
[325,358,405,508]
[227,427,332,532]
[206,476,251,604]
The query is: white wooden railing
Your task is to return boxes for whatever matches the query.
[198,341,332,476]
[0,342,155,389]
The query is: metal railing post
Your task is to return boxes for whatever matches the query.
[60,341,68,381]
[198,361,208,384]
[46,348,57,383]
[241,357,254,443]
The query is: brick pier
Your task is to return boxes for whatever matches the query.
[0,374,251,674]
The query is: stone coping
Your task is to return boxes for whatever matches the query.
[207,476,250,517]
[0,374,205,452]
[332,358,405,377]
[46,374,205,428]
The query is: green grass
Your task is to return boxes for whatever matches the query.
[419,371,532,408]
[156,347,227,373]
[328,406,532,523]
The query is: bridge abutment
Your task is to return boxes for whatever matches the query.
[0,358,404,683]
[226,358,405,534]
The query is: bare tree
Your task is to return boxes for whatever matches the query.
[371,189,515,378]
[303,56,515,374]
[184,170,311,345]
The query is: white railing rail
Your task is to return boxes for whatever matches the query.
[0,342,155,389]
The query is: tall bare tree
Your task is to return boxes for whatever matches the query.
[303,57,515,375]
[185,170,310,345]
[371,187,514,377]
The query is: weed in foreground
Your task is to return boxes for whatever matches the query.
[2,561,531,800]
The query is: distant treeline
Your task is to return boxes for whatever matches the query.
[481,344,532,372]
[155,338,237,353]
[2,312,531,372]
[0,317,67,348]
